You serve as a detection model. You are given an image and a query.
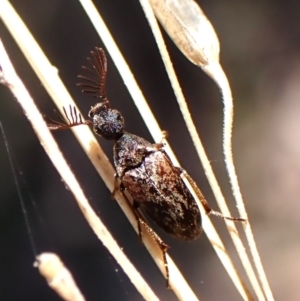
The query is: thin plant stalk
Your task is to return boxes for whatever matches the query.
[139,0,259,300]
[34,253,86,301]
[145,1,274,300]
[204,62,274,301]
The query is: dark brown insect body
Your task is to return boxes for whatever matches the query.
[48,47,245,286]
[88,90,201,240]
[114,133,201,240]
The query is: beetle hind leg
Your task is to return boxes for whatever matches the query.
[179,167,246,222]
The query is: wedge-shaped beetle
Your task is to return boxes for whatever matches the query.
[48,48,245,286]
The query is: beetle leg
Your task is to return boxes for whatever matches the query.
[137,217,170,288]
[160,130,168,142]
[111,173,123,199]
[131,200,143,241]
[118,188,171,288]
[178,167,246,222]
[147,131,169,152]
[133,209,170,287]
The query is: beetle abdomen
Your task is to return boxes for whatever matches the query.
[122,150,202,240]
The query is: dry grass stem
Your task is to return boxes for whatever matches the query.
[145,1,274,300]
[205,62,274,301]
[34,253,86,301]
[141,0,267,300]
[139,0,257,300]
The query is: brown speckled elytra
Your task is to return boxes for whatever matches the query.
[48,48,245,287]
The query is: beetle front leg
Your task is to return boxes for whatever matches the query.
[147,131,168,152]
[111,173,124,199]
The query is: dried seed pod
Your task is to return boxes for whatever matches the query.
[149,0,220,67]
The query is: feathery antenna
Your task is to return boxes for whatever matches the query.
[46,105,91,130]
[77,47,108,103]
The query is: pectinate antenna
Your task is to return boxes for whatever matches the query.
[77,47,109,106]
[46,105,92,130]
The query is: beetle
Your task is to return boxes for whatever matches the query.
[48,47,245,286]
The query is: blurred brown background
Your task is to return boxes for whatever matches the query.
[1,1,300,300]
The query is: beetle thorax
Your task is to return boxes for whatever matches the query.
[113,133,157,177]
